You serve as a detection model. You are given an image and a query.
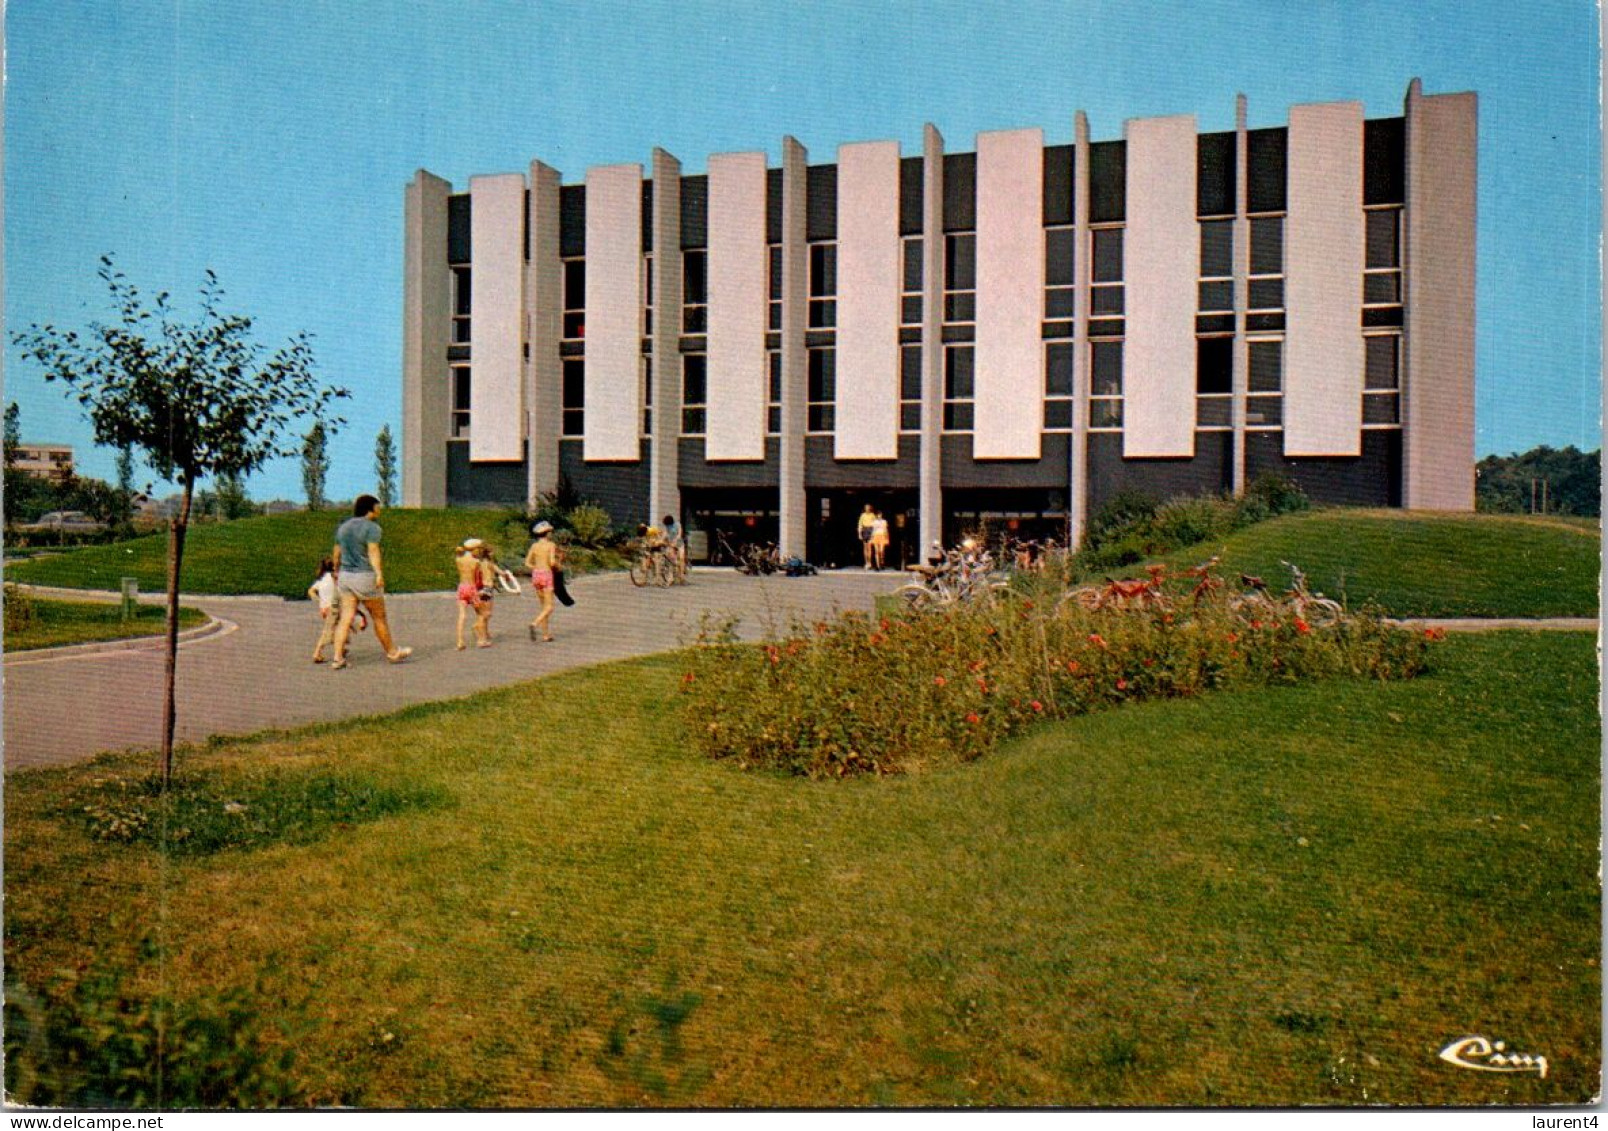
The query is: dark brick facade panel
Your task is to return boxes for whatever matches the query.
[446,440,527,506]
[806,435,921,488]
[1245,430,1402,507]
[558,440,652,523]
[678,437,781,487]
[940,433,1072,489]
[1085,432,1234,514]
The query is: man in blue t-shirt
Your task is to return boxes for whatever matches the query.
[330,494,412,669]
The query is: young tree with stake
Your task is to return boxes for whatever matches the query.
[12,256,349,784]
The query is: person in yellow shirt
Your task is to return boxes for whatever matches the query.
[856,504,876,569]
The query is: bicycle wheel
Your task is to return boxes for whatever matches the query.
[1230,591,1274,621]
[654,553,675,588]
[629,557,650,587]
[897,583,934,612]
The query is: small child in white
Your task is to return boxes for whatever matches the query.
[309,556,365,662]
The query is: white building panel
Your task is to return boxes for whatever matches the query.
[583,163,644,461]
[1285,101,1364,456]
[834,140,901,460]
[705,152,769,461]
[1122,114,1198,458]
[973,128,1044,460]
[468,173,526,462]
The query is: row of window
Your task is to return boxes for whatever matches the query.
[448,333,1400,439]
[447,206,1401,345]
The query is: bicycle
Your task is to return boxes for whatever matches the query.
[716,531,780,577]
[628,540,678,588]
[895,543,1011,611]
[1064,564,1170,613]
[1232,560,1342,627]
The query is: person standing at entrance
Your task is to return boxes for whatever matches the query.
[330,494,412,670]
[857,504,876,569]
[870,510,890,571]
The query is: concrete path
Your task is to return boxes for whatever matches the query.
[3,569,898,772]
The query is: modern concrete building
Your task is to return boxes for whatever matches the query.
[403,80,1476,566]
[11,443,75,482]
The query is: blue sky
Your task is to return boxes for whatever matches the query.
[6,0,1601,501]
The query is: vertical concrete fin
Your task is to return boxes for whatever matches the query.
[527,160,563,506]
[835,139,903,460]
[1069,112,1091,547]
[402,169,451,507]
[583,163,645,461]
[919,124,945,553]
[706,151,770,461]
[778,136,809,558]
[468,172,528,463]
[974,128,1045,459]
[649,148,683,524]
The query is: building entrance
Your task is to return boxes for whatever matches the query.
[681,487,780,564]
[807,488,919,571]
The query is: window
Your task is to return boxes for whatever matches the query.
[767,350,782,435]
[451,365,471,437]
[1044,342,1073,431]
[944,233,976,324]
[1045,225,1075,324]
[681,354,707,435]
[768,245,782,331]
[1196,335,1232,429]
[643,253,654,336]
[900,345,922,432]
[1363,333,1401,426]
[807,347,835,432]
[901,238,923,326]
[943,344,975,431]
[1247,215,1284,312]
[1364,206,1403,325]
[561,359,584,436]
[1090,226,1124,317]
[451,267,472,343]
[1198,219,1233,314]
[1089,339,1123,430]
[642,356,653,437]
[683,250,707,334]
[562,259,585,339]
[1246,338,1282,428]
[809,243,837,328]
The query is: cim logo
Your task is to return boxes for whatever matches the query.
[1438,1035,1549,1079]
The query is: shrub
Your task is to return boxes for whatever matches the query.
[1084,489,1159,551]
[567,504,615,548]
[4,582,37,633]
[5,943,305,1108]
[681,582,1432,779]
[1241,472,1310,520]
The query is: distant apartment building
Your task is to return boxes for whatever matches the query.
[11,443,75,482]
[402,79,1475,565]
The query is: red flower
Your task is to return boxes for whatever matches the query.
[1066,660,1081,673]
[1023,600,1035,610]
[1294,619,1311,635]
[1424,627,1447,642]
[1115,679,1128,691]
[868,633,886,646]
[934,676,947,687]
[814,622,828,635]
[766,646,781,664]
[1229,651,1241,660]
[879,617,891,633]
[968,660,986,673]
[1142,657,1154,667]
[682,671,696,684]
[1089,633,1108,649]
[1029,700,1044,713]
[1225,632,1239,644]
[985,626,998,636]
[976,678,990,693]
[1163,613,1174,624]
[964,712,981,725]
[1250,620,1263,630]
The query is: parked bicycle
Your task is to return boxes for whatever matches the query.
[896,540,1011,611]
[1231,560,1343,627]
[1064,563,1170,612]
[717,531,782,577]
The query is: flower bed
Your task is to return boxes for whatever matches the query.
[682,589,1433,778]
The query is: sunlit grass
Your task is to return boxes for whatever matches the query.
[4,595,206,651]
[4,633,1597,1107]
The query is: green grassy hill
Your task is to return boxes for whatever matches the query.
[5,508,544,599]
[1157,509,1599,618]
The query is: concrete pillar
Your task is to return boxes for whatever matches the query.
[527,160,563,506]
[778,137,809,559]
[1069,113,1090,547]
[649,148,683,525]
[1404,80,1478,510]
[919,124,945,555]
[402,169,450,507]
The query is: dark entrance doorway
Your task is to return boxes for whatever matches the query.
[681,487,780,564]
[807,488,919,571]
[942,488,1069,552]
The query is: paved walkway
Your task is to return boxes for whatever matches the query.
[3,569,898,771]
[5,575,1597,772]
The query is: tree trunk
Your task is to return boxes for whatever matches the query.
[160,482,193,787]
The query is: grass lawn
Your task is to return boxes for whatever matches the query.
[3,508,628,599]
[1156,509,1599,618]
[4,631,1597,1107]
[5,596,206,652]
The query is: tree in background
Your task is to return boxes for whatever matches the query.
[212,470,257,521]
[301,422,329,511]
[12,256,348,783]
[1476,445,1600,517]
[4,402,20,467]
[374,423,397,507]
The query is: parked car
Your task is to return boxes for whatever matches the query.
[18,510,107,534]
